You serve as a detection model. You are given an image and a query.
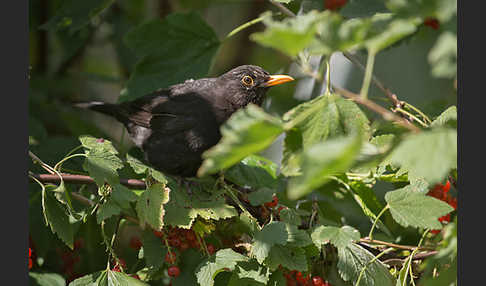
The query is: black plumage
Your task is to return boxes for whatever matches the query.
[77,65,294,177]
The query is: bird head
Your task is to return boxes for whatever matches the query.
[218,65,294,107]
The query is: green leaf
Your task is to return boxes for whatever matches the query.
[29,272,66,286]
[337,243,395,286]
[96,200,122,224]
[82,146,124,186]
[282,94,370,176]
[250,11,321,57]
[285,224,313,247]
[136,183,170,230]
[385,186,454,229]
[40,0,115,33]
[264,245,308,272]
[385,0,457,23]
[279,208,302,226]
[308,12,372,56]
[235,261,271,285]
[198,104,284,176]
[287,133,363,200]
[44,190,74,249]
[79,135,118,153]
[274,0,292,3]
[430,106,457,128]
[311,225,360,250]
[164,185,237,228]
[389,128,457,184]
[140,229,167,269]
[250,222,288,263]
[247,188,275,207]
[365,15,419,53]
[225,155,278,189]
[428,32,457,79]
[70,270,149,286]
[121,12,220,102]
[111,183,138,209]
[196,249,249,286]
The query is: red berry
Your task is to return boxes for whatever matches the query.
[180,242,190,251]
[424,17,440,30]
[189,239,200,249]
[185,230,197,241]
[28,258,33,270]
[264,195,279,208]
[74,238,84,250]
[29,248,32,257]
[153,230,164,238]
[169,237,181,248]
[312,276,324,286]
[168,266,181,277]
[130,236,143,250]
[96,138,105,143]
[165,252,177,264]
[325,0,347,11]
[207,244,216,255]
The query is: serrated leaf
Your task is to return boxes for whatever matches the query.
[265,245,308,272]
[365,16,419,53]
[287,133,363,200]
[79,135,118,153]
[40,0,115,33]
[428,32,457,79]
[198,104,284,176]
[251,222,288,263]
[250,11,321,57]
[106,270,150,286]
[164,186,237,229]
[385,187,454,229]
[430,106,457,128]
[225,155,278,189]
[136,184,170,230]
[389,128,457,184]
[247,188,275,207]
[235,261,271,284]
[96,200,122,224]
[29,272,66,286]
[337,243,395,286]
[121,12,220,102]
[44,191,74,249]
[279,208,302,226]
[282,94,370,176]
[83,147,124,186]
[311,225,360,250]
[140,229,167,269]
[196,249,249,286]
[68,271,104,286]
[285,224,313,247]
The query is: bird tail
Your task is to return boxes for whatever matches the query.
[74,101,129,124]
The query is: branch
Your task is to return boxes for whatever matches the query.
[332,85,421,133]
[359,238,434,251]
[29,173,147,189]
[268,0,296,17]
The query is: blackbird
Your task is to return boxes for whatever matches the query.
[77,65,294,177]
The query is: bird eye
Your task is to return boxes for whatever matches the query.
[241,75,254,86]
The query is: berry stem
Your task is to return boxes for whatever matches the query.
[368,205,389,241]
[360,51,376,100]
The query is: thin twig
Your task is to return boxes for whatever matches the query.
[268,0,296,17]
[342,52,402,108]
[359,238,434,251]
[29,173,147,189]
[332,85,421,133]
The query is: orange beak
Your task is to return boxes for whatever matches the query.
[263,74,295,87]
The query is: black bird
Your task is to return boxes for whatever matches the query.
[77,65,294,177]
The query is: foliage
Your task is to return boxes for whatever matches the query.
[28,0,457,285]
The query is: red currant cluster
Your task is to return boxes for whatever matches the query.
[324,0,347,11]
[155,226,218,279]
[424,17,440,30]
[28,247,33,270]
[426,180,457,234]
[284,270,331,286]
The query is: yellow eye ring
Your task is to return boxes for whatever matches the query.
[241,75,254,86]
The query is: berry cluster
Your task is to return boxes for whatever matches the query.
[324,0,347,11]
[426,180,457,234]
[284,270,331,286]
